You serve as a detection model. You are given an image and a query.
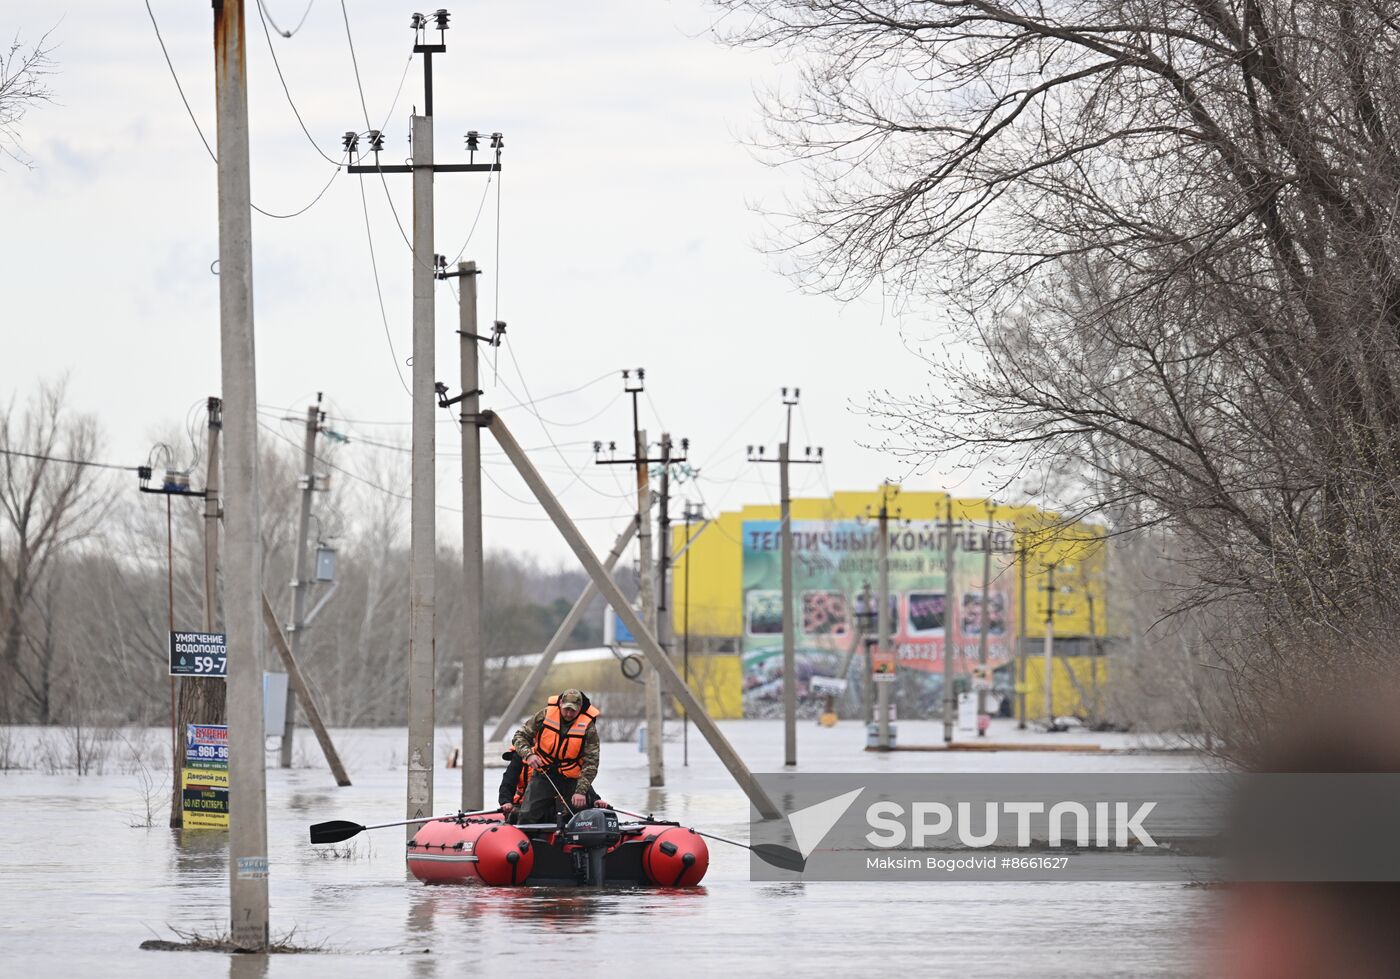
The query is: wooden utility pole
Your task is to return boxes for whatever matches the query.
[167,398,228,827]
[212,0,268,950]
[202,397,223,634]
[489,412,781,819]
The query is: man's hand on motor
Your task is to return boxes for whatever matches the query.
[571,793,587,809]
[594,799,610,809]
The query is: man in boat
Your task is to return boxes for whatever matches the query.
[509,688,602,823]
[498,748,609,817]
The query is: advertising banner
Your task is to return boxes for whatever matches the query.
[182,724,229,828]
[168,631,227,677]
[181,767,229,829]
[741,519,1018,717]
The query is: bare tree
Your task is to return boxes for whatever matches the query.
[716,0,1400,735]
[0,380,109,722]
[0,28,56,169]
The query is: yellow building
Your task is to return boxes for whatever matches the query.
[670,485,1108,722]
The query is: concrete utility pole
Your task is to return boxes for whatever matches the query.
[876,491,893,750]
[343,11,502,833]
[655,434,675,778]
[747,388,823,767]
[942,499,958,744]
[594,371,688,788]
[279,401,320,769]
[488,412,782,819]
[681,501,703,767]
[637,426,662,787]
[1044,563,1057,726]
[1017,538,1029,729]
[404,108,438,832]
[454,260,485,810]
[861,582,876,724]
[212,0,268,950]
[975,503,996,736]
[488,510,646,744]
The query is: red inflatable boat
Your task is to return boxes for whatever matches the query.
[405,808,709,887]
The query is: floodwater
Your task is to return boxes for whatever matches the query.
[0,719,1218,977]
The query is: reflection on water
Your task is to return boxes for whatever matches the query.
[227,953,269,979]
[173,825,227,878]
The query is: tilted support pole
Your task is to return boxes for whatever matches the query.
[485,411,781,819]
[260,591,351,787]
[488,503,649,745]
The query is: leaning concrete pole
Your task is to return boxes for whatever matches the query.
[212,0,268,950]
[260,593,351,786]
[486,412,781,819]
[458,260,484,811]
[406,112,437,834]
[488,511,644,744]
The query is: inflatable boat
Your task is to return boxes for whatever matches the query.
[404,807,710,887]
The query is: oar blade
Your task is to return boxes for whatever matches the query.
[751,843,806,873]
[309,819,365,845]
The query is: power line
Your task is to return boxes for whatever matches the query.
[255,0,340,165]
[337,0,423,267]
[144,0,343,220]
[144,0,215,163]
[0,446,139,472]
[356,173,412,396]
[445,173,494,269]
[501,341,632,501]
[257,0,316,38]
[257,419,624,522]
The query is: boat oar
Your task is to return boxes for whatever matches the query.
[611,808,806,873]
[309,807,501,845]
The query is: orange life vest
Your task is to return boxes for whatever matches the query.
[533,695,600,778]
[511,763,529,805]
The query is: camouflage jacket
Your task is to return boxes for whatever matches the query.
[511,709,600,796]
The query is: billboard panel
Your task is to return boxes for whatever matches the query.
[740,519,1018,717]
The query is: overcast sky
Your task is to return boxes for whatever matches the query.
[5,1,967,564]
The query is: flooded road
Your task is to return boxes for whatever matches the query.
[0,720,1217,977]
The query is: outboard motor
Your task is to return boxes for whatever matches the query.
[562,808,622,886]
